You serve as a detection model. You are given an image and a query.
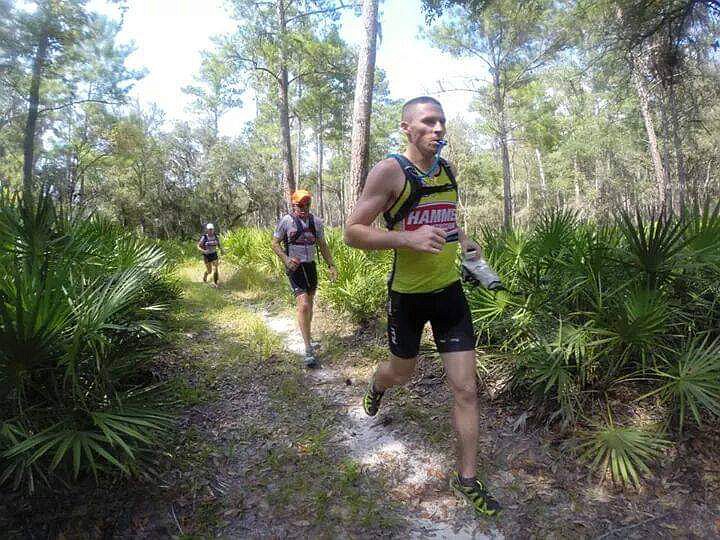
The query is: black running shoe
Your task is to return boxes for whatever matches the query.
[450,472,501,517]
[362,380,384,416]
[304,351,319,369]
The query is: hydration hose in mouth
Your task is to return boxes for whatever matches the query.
[415,139,447,182]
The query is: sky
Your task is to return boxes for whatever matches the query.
[89,0,487,136]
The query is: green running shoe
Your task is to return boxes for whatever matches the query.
[450,472,501,518]
[362,380,384,416]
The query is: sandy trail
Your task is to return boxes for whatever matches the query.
[261,310,502,539]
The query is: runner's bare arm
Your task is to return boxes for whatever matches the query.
[317,236,338,280]
[271,236,293,268]
[344,159,447,254]
[317,236,335,268]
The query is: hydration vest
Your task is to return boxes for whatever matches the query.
[283,214,318,255]
[383,154,458,239]
[200,233,220,250]
[384,154,461,293]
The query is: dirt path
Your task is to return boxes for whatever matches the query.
[262,310,503,539]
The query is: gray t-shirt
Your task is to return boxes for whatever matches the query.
[273,214,324,263]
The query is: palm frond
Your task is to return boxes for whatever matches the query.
[640,336,720,433]
[616,208,690,288]
[0,191,178,491]
[577,409,670,487]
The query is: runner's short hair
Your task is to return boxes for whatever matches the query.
[402,96,444,121]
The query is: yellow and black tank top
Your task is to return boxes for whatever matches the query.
[385,157,460,293]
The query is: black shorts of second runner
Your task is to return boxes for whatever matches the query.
[387,280,476,358]
[287,261,318,296]
[203,252,219,263]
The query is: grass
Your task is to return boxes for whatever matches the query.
[159,259,404,536]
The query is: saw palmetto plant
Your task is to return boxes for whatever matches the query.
[577,408,671,487]
[0,191,178,492]
[469,204,720,484]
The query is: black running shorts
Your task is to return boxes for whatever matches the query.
[203,252,219,263]
[387,280,476,358]
[287,261,318,296]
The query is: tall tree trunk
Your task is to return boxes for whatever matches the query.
[296,116,302,186]
[703,162,712,200]
[667,83,687,216]
[493,71,513,229]
[535,147,546,200]
[317,116,325,220]
[522,154,531,211]
[631,56,667,208]
[617,7,667,210]
[295,80,302,187]
[594,156,604,216]
[659,92,674,212]
[276,0,295,207]
[526,178,531,211]
[346,0,379,217]
[573,158,582,209]
[339,172,346,224]
[510,149,517,215]
[23,28,50,203]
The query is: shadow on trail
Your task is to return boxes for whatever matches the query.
[155,261,413,538]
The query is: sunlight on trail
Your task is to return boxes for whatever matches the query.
[255,305,503,540]
[262,310,306,355]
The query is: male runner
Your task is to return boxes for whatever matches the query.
[272,190,337,368]
[198,223,222,286]
[343,97,501,517]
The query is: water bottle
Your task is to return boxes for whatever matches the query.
[461,248,503,290]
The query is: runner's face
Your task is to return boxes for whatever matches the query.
[402,103,446,156]
[293,201,310,218]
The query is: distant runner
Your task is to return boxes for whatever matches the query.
[271,190,337,368]
[198,223,222,286]
[344,97,501,517]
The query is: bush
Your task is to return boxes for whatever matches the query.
[472,204,720,483]
[157,238,198,266]
[318,229,391,322]
[223,227,285,283]
[0,191,179,492]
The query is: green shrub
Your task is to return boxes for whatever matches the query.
[472,204,720,470]
[0,191,178,492]
[223,227,284,276]
[157,238,198,266]
[640,336,720,433]
[318,230,391,322]
[577,410,670,487]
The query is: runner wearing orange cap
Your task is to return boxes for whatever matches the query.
[271,190,337,368]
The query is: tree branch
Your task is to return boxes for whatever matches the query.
[285,2,357,26]
[232,54,280,82]
[38,99,122,115]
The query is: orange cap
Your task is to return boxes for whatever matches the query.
[291,189,312,205]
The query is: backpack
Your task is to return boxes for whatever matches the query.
[282,214,318,256]
[382,154,458,231]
